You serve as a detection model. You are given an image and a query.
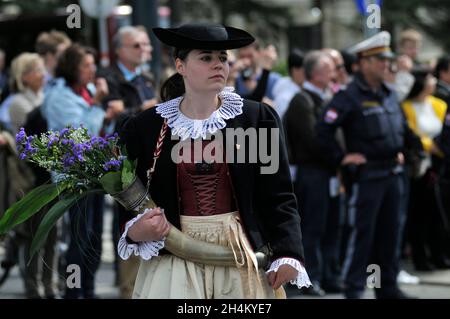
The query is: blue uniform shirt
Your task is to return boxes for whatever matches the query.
[316,73,410,179]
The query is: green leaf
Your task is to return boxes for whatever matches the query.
[119,145,128,157]
[0,183,67,235]
[121,159,136,189]
[29,189,104,263]
[99,171,123,194]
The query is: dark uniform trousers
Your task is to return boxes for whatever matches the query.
[343,172,404,297]
[438,174,450,258]
[322,185,345,287]
[295,166,332,285]
[295,167,344,287]
[64,194,104,299]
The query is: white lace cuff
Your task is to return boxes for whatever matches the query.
[117,209,165,260]
[266,257,312,288]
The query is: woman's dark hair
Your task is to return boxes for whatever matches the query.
[55,43,96,87]
[287,49,304,75]
[406,67,432,100]
[160,48,191,102]
[434,55,450,79]
[341,50,357,75]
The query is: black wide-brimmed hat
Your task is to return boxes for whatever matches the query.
[153,23,255,50]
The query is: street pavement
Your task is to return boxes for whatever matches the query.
[2,245,449,299]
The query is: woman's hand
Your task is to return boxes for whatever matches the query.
[397,55,413,72]
[397,152,405,165]
[93,77,109,105]
[127,208,171,242]
[258,45,278,70]
[267,264,298,289]
[341,153,367,166]
[104,99,125,121]
[431,143,444,157]
[108,99,125,115]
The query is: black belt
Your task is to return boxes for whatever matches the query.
[365,158,399,169]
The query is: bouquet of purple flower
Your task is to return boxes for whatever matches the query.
[0,126,141,259]
[15,127,130,192]
[0,127,255,267]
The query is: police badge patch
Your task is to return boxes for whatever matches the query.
[324,108,338,123]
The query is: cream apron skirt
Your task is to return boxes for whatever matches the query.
[132,212,276,299]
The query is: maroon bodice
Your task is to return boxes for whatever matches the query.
[177,140,236,216]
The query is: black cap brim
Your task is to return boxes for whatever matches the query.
[378,51,396,59]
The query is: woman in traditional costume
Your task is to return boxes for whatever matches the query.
[117,23,311,299]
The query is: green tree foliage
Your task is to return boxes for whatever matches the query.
[167,0,292,44]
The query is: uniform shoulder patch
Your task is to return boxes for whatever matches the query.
[362,101,380,108]
[324,108,338,123]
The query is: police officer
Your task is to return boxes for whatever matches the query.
[316,31,421,299]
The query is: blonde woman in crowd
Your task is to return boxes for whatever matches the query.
[8,53,45,134]
[6,52,58,298]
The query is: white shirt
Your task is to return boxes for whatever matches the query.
[302,81,331,102]
[413,99,443,173]
[272,77,301,119]
[413,100,443,139]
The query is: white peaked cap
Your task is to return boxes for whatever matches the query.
[348,31,394,58]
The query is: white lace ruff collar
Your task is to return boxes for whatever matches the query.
[155,87,243,140]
